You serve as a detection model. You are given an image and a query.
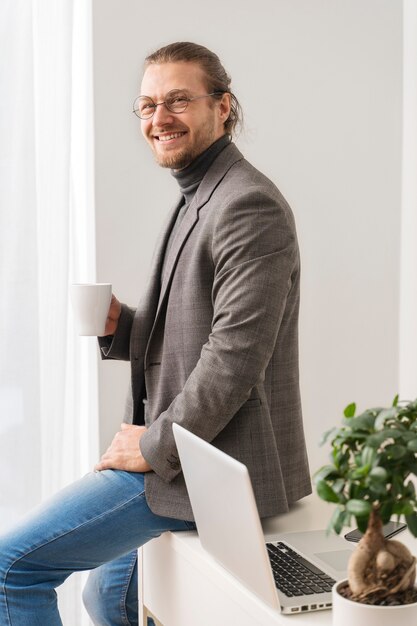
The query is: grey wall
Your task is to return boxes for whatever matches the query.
[92,0,403,474]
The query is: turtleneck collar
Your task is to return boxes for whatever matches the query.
[171,134,231,204]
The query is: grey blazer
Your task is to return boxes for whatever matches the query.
[100,142,311,521]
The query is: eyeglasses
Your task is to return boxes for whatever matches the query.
[132,89,223,119]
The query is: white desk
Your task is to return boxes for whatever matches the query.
[138,494,417,626]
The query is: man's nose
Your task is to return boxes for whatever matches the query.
[152,102,175,126]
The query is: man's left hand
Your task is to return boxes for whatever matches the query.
[95,423,152,473]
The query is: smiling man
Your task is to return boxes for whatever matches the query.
[0,42,311,626]
[139,61,230,169]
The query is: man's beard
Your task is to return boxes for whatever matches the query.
[154,147,197,170]
[152,116,217,171]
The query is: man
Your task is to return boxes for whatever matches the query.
[0,42,311,625]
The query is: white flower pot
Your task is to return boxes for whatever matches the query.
[332,579,417,626]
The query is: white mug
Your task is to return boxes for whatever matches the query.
[70,283,112,336]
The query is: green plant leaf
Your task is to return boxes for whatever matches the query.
[349,483,368,501]
[407,438,417,452]
[366,432,387,448]
[404,399,417,410]
[383,428,408,439]
[350,466,370,479]
[316,480,340,503]
[344,403,356,418]
[368,466,388,482]
[392,501,415,516]
[332,449,350,472]
[404,480,416,498]
[355,515,369,533]
[366,429,407,449]
[346,414,376,432]
[379,502,394,523]
[346,499,372,516]
[319,427,337,446]
[405,512,417,537]
[375,408,399,430]
[391,473,407,497]
[332,478,346,494]
[392,394,399,407]
[385,444,407,460]
[313,465,339,484]
[361,446,376,467]
[400,431,417,442]
[368,480,388,496]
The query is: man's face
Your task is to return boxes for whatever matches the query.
[140,62,230,170]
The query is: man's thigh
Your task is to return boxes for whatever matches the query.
[0,469,193,582]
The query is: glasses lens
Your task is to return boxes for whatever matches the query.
[165,91,189,114]
[134,96,155,119]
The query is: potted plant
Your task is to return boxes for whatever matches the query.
[315,396,417,625]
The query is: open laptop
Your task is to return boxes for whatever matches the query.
[173,423,355,615]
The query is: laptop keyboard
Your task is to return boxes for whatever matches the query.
[266,542,336,597]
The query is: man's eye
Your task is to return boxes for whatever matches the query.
[141,103,154,112]
[169,96,188,105]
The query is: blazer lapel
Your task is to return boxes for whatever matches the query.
[160,143,244,306]
[144,142,244,366]
[159,197,199,299]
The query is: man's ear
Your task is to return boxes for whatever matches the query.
[218,92,232,125]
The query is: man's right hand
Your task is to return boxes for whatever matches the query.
[104,294,122,336]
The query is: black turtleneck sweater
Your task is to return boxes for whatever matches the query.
[162,134,231,279]
[171,133,231,204]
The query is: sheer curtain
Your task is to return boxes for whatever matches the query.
[0,0,97,623]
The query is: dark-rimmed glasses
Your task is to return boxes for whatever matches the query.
[132,89,223,119]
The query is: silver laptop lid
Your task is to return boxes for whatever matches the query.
[173,423,279,609]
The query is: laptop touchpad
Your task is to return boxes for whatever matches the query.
[314,550,352,571]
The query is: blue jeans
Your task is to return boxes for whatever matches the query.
[0,470,196,625]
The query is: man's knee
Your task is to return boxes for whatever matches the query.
[0,535,20,588]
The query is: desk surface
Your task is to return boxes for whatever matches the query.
[138,494,417,626]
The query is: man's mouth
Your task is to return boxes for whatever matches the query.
[154,131,187,142]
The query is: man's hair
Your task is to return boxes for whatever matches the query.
[144,42,243,137]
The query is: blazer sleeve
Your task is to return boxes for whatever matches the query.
[98,303,136,361]
[139,187,300,482]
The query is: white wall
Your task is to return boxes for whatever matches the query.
[92,0,404,475]
[400,0,417,399]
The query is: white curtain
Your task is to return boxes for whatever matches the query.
[0,0,97,623]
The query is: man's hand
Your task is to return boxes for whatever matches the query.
[95,424,152,473]
[104,294,122,336]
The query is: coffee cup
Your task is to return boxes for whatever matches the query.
[70,283,112,336]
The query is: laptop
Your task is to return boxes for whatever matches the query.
[172,423,355,615]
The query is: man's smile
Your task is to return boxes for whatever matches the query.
[153,131,188,143]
